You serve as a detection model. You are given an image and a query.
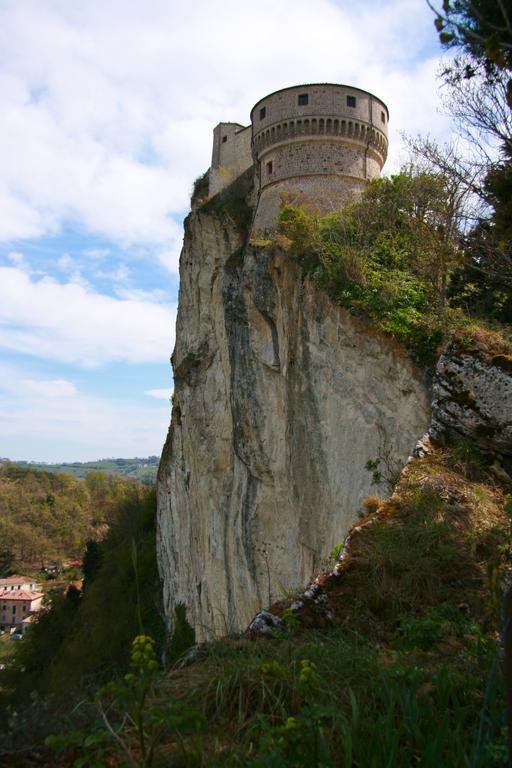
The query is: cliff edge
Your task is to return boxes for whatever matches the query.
[157,178,431,641]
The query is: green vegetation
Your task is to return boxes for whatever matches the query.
[148,448,506,766]
[0,463,144,570]
[430,0,512,103]
[45,634,204,768]
[7,456,159,485]
[202,166,254,240]
[274,166,510,368]
[191,170,209,205]
[0,488,166,749]
[2,444,507,766]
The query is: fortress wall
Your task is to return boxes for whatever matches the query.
[258,139,382,190]
[209,123,252,197]
[253,175,365,232]
[251,84,388,140]
[208,84,389,228]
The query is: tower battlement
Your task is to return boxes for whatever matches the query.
[208,83,389,230]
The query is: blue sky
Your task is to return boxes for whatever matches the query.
[0,0,453,462]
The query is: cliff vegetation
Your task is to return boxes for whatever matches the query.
[272,168,511,370]
[5,443,509,766]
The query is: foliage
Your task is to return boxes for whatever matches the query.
[46,635,205,767]
[426,0,512,320]
[448,222,512,323]
[10,456,160,485]
[3,446,509,765]
[275,164,512,368]
[0,489,165,713]
[429,0,512,103]
[0,464,144,568]
[0,548,15,578]
[143,447,506,766]
[202,166,254,239]
[168,603,196,666]
[191,170,210,205]
[276,169,469,367]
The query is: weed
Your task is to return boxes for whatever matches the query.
[445,436,488,480]
[46,635,204,767]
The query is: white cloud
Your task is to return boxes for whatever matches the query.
[157,245,182,275]
[7,251,26,267]
[0,0,450,253]
[0,266,176,366]
[0,365,77,399]
[57,253,73,271]
[21,378,77,398]
[82,248,110,260]
[145,388,172,400]
[0,368,169,462]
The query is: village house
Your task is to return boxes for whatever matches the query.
[0,576,44,633]
[0,574,41,592]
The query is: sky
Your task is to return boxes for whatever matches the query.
[0,0,454,462]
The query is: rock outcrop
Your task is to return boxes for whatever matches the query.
[430,340,512,459]
[157,181,431,641]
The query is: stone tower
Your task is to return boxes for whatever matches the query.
[208,82,389,230]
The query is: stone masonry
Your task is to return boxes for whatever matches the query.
[208,83,389,230]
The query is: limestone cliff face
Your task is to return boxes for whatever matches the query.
[157,194,431,641]
[430,340,512,459]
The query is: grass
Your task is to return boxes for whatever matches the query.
[8,443,511,767]
[101,444,508,767]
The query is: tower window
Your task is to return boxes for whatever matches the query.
[222,136,227,143]
[266,161,273,175]
[259,107,266,119]
[298,94,309,106]
[347,95,356,108]
[381,111,386,123]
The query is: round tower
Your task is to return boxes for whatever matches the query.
[250,83,389,230]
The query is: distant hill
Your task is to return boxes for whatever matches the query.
[0,463,150,569]
[2,456,159,485]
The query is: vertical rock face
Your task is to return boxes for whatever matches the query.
[157,195,431,641]
[430,341,512,458]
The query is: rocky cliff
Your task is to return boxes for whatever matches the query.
[157,179,431,641]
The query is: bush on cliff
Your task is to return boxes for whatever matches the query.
[275,168,508,368]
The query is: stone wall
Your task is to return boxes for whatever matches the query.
[207,84,389,221]
[250,84,388,135]
[250,84,388,230]
[254,175,365,233]
[209,123,252,197]
[259,140,382,187]
[252,135,383,229]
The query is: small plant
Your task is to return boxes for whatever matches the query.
[364,443,403,492]
[46,634,204,767]
[445,436,488,480]
[190,170,209,205]
[365,457,383,486]
[254,659,336,768]
[329,540,344,566]
[282,609,300,636]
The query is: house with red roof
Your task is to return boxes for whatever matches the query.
[0,575,41,593]
[0,576,44,632]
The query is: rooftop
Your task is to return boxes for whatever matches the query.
[0,575,34,585]
[0,589,44,601]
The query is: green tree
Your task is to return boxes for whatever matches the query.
[0,548,15,577]
[429,0,512,104]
